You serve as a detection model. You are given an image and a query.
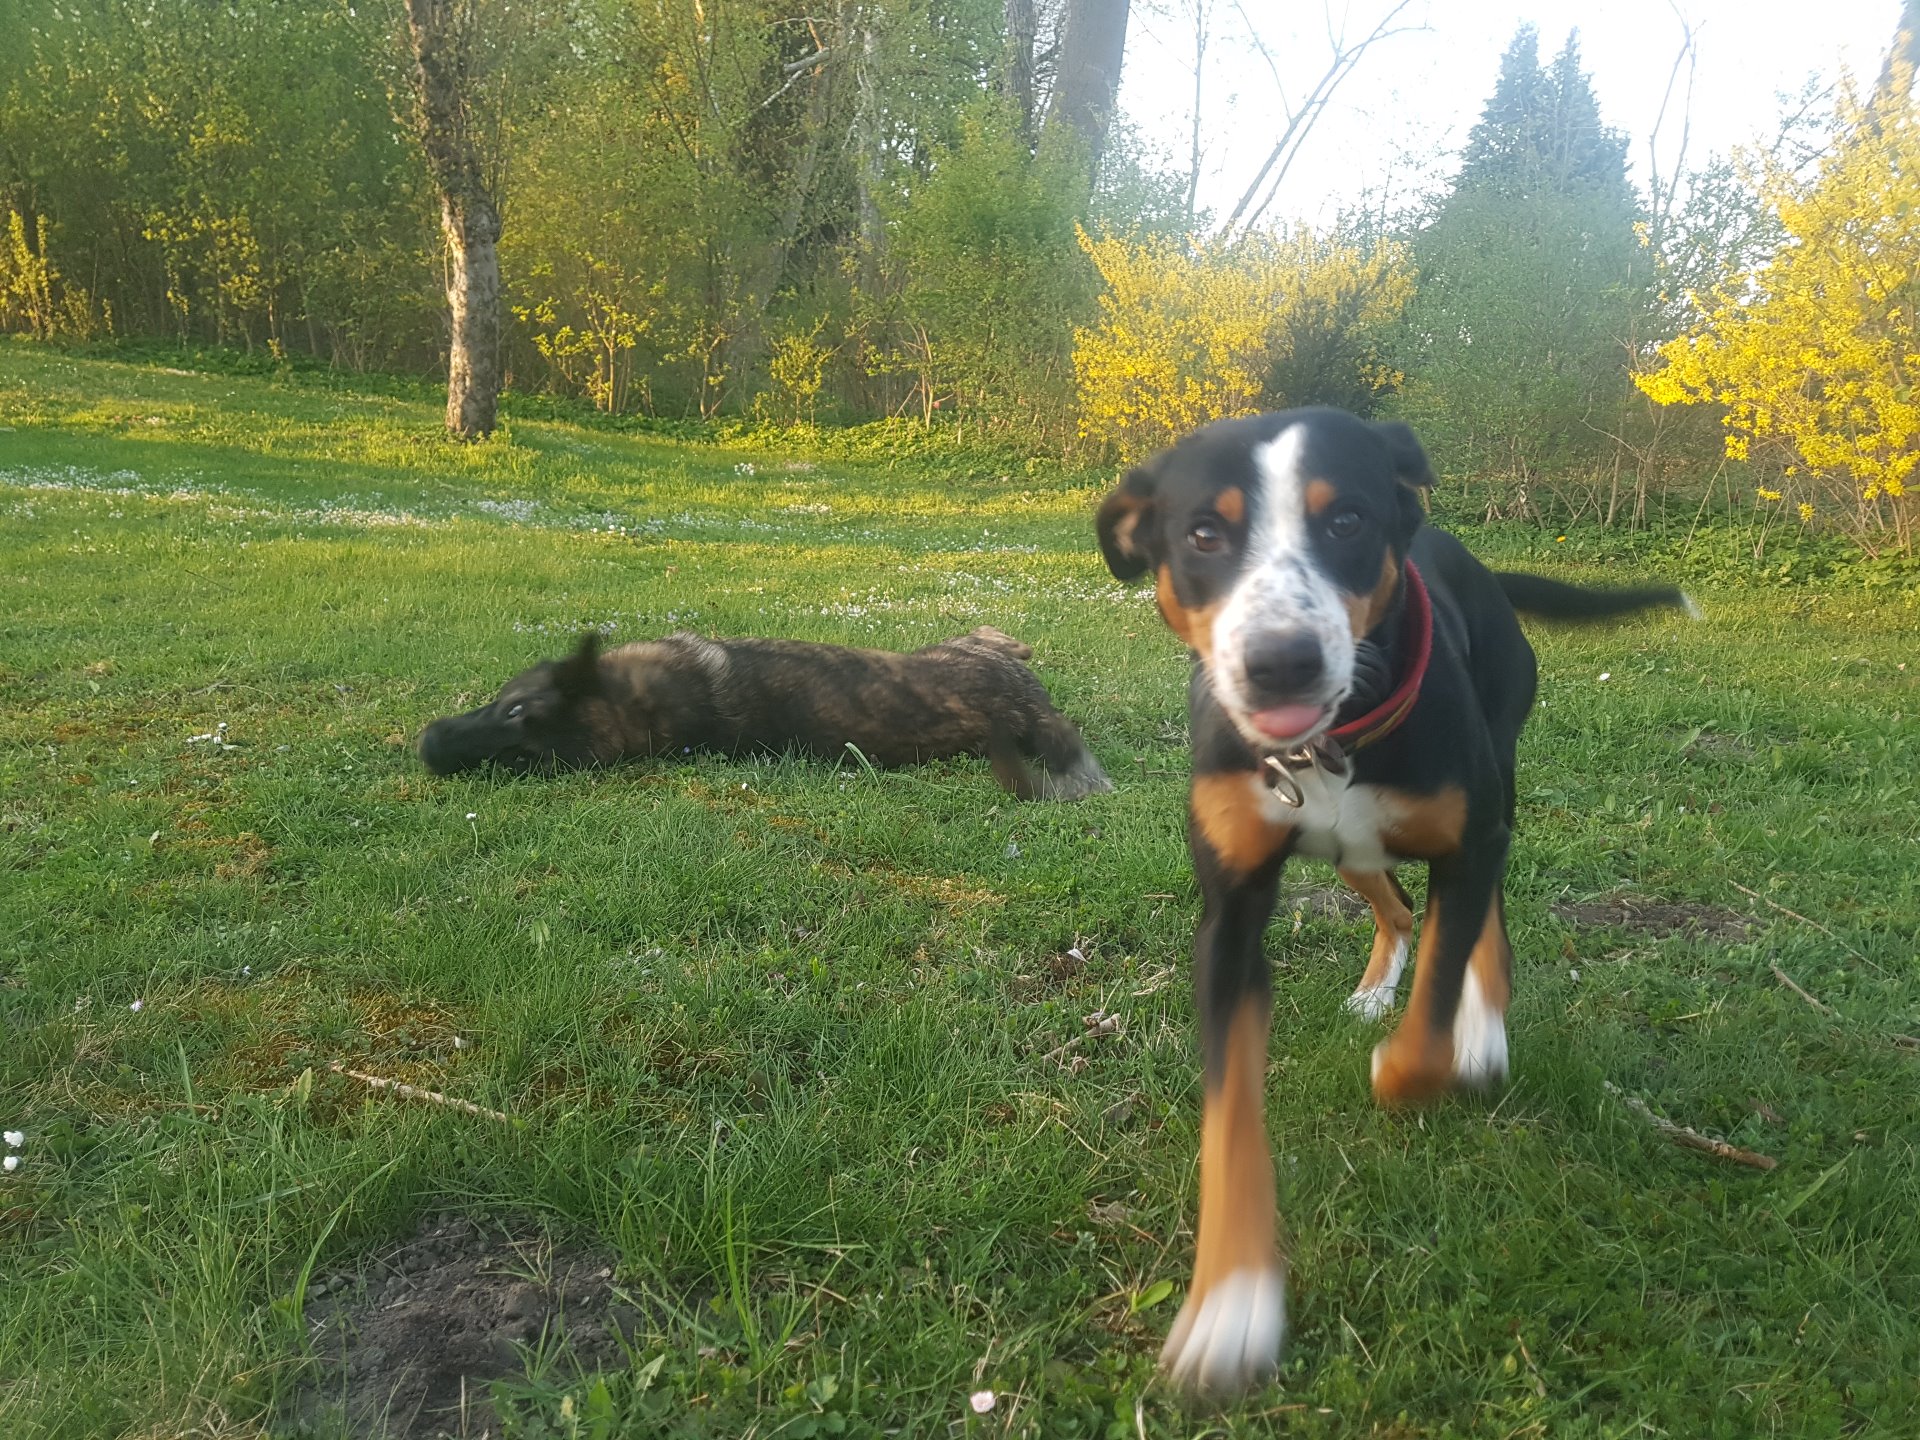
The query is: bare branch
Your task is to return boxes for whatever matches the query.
[1645,4,1700,249]
[1185,0,1214,222]
[757,44,834,112]
[1221,0,1423,237]
[1230,0,1289,110]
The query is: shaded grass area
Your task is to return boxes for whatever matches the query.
[2,347,1917,1437]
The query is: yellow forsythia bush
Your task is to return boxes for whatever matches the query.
[1074,227,1412,461]
[1636,62,1920,552]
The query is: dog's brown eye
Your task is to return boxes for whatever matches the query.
[506,703,525,720]
[1327,509,1363,539]
[1189,521,1225,553]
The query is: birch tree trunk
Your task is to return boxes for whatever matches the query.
[404,0,502,440]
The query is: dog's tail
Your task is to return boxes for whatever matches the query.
[988,714,1114,802]
[1494,572,1700,623]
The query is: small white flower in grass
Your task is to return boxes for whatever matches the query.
[3,1130,22,1148]
[969,1390,996,1414]
[129,999,143,1013]
[466,812,477,821]
[1598,672,1612,682]
[3,1155,17,1173]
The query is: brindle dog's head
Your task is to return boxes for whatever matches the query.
[417,633,617,775]
[1097,408,1434,752]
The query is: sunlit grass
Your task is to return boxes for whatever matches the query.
[2,346,1916,1437]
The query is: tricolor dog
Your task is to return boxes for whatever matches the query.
[417,626,1112,802]
[1096,408,1691,1393]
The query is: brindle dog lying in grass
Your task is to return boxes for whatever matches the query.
[417,626,1113,801]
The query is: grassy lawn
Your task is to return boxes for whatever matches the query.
[2,345,1917,1439]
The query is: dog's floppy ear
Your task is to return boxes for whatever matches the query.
[1096,464,1160,581]
[553,631,604,698]
[1373,420,1435,490]
[1374,420,1433,546]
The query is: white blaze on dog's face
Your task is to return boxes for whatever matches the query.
[1096,409,1435,752]
[1206,425,1359,745]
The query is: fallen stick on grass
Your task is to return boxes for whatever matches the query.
[1730,880,1875,970]
[1603,1080,1778,1171]
[1769,962,1834,1015]
[329,1062,517,1126]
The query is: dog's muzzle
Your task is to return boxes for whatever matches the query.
[416,713,499,774]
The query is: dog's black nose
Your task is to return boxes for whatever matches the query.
[1244,631,1325,697]
[416,718,473,775]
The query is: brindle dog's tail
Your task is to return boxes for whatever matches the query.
[1494,572,1701,623]
[988,713,1113,802]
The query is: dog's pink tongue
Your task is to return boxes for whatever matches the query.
[1251,704,1326,741]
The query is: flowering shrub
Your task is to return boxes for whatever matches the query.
[1073,228,1411,462]
[1635,63,1920,554]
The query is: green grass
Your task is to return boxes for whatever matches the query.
[2,344,1917,1438]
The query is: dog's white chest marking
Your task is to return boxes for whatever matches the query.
[1255,764,1397,872]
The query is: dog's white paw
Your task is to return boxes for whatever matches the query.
[1343,982,1397,1021]
[1452,967,1509,1088]
[1344,935,1406,1022]
[1160,1266,1287,1395]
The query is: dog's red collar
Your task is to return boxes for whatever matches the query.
[1327,559,1432,752]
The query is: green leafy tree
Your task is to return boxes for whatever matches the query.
[881,101,1094,442]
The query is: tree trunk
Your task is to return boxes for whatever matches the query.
[1002,0,1037,139]
[743,47,837,332]
[1876,0,1920,103]
[854,21,885,292]
[404,0,502,441]
[1046,0,1131,176]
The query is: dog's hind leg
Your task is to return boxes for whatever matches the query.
[1026,711,1113,800]
[1369,841,1511,1103]
[987,710,1112,801]
[962,625,1034,661]
[986,718,1040,800]
[1338,868,1413,1021]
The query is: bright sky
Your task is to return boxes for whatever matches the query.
[1119,0,1906,228]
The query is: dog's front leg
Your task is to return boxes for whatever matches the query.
[1162,771,1293,1394]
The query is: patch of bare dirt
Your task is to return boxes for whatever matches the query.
[293,1214,633,1439]
[1550,893,1753,940]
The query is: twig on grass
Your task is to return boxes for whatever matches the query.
[1513,1330,1548,1399]
[1729,880,1878,971]
[1038,1010,1124,1066]
[1769,961,1833,1015]
[1893,1035,1920,1052]
[329,1062,517,1126]
[1603,1080,1778,1171]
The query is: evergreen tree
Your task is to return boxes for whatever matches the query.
[1391,27,1649,482]
[1454,26,1551,195]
